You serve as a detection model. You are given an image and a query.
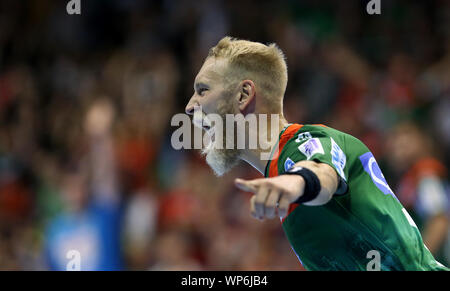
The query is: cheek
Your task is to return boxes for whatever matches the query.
[201,91,227,114]
[200,99,216,114]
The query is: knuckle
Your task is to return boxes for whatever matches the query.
[263,179,273,187]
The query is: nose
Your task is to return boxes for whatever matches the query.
[185,103,195,115]
[185,97,199,115]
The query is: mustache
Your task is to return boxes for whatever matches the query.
[192,110,212,129]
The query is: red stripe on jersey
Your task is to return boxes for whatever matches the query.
[267,124,303,223]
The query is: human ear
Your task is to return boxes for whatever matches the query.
[237,80,256,114]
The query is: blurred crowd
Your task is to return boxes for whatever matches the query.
[0,0,449,270]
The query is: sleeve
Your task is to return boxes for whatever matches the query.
[279,131,349,195]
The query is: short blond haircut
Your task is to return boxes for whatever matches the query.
[208,36,288,110]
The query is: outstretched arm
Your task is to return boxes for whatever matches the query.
[235,160,339,220]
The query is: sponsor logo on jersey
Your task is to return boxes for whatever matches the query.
[295,132,312,143]
[298,138,324,160]
[359,152,397,200]
[284,157,296,172]
[330,137,346,181]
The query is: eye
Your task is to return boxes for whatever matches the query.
[198,88,208,96]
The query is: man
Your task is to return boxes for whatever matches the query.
[184,37,448,270]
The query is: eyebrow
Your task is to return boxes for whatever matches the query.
[194,82,209,92]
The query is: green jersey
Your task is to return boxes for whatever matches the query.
[264,124,448,271]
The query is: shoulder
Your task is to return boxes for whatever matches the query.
[280,124,353,156]
[276,124,369,176]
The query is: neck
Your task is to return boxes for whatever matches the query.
[240,114,289,175]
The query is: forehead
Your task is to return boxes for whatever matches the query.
[194,57,228,84]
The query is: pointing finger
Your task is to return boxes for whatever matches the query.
[235,178,258,193]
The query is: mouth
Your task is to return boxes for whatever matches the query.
[192,113,216,145]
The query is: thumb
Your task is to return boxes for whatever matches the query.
[234,178,258,193]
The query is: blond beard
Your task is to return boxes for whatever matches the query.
[201,100,241,176]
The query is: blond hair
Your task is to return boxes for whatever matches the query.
[208,37,288,110]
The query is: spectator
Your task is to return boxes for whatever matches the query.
[44,99,123,270]
[387,122,449,265]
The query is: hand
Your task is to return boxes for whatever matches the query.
[235,175,305,220]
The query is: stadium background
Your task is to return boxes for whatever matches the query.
[0,0,449,270]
